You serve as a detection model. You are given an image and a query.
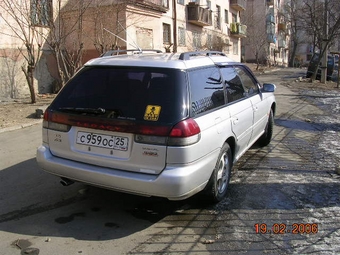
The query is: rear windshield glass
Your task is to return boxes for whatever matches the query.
[50,66,188,124]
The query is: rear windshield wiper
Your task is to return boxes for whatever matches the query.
[58,107,106,115]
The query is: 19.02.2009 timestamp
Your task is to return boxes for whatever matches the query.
[254,223,318,234]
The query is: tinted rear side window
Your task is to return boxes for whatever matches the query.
[189,66,224,116]
[220,66,245,103]
[50,66,188,124]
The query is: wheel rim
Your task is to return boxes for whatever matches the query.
[216,152,229,194]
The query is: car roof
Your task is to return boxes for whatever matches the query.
[84,50,239,70]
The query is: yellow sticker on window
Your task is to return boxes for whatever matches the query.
[144,105,161,121]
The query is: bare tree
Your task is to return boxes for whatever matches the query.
[91,1,127,54]
[201,33,228,52]
[242,9,268,70]
[33,0,92,92]
[0,0,43,103]
[89,0,153,55]
[38,0,151,92]
[282,0,306,67]
[302,0,340,81]
[302,0,325,56]
[0,49,21,99]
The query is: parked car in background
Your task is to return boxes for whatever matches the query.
[334,54,339,70]
[306,53,335,80]
[36,50,276,203]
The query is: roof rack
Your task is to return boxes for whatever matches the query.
[179,51,226,60]
[101,49,163,57]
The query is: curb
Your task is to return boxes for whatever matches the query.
[0,120,43,134]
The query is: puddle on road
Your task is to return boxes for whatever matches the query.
[54,212,86,224]
[275,119,322,131]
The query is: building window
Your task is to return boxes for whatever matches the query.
[163,23,171,44]
[216,5,221,29]
[225,9,229,23]
[192,31,202,49]
[232,13,237,23]
[177,0,184,5]
[178,27,186,46]
[162,0,169,8]
[233,41,238,55]
[206,0,211,9]
[30,0,52,27]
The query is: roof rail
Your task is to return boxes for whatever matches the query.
[101,49,163,57]
[179,51,226,60]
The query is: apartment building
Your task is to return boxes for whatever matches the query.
[0,0,246,98]
[242,0,289,67]
[171,0,247,62]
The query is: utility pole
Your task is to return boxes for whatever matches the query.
[321,0,328,83]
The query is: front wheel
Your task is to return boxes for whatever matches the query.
[203,143,232,203]
[257,109,274,147]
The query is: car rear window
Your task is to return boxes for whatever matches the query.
[50,66,188,124]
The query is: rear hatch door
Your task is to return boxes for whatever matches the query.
[45,66,187,175]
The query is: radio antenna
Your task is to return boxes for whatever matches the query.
[118,21,141,52]
[103,28,141,52]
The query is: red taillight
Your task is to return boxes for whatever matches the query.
[43,110,49,121]
[168,119,201,146]
[169,119,201,137]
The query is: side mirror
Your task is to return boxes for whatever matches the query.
[262,83,276,92]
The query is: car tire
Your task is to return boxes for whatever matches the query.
[257,109,274,147]
[203,143,232,203]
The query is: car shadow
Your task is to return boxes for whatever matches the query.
[0,158,193,241]
[0,156,339,242]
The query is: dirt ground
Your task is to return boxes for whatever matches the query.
[0,94,56,130]
[0,68,339,131]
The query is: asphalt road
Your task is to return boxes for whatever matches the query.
[0,68,339,255]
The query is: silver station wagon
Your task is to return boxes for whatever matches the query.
[36,50,276,203]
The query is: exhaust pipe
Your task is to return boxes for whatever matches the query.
[60,177,74,186]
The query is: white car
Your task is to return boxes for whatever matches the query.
[36,50,276,203]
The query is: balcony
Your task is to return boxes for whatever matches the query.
[267,34,276,43]
[187,3,212,27]
[230,23,247,38]
[134,0,169,13]
[278,39,287,48]
[278,23,287,32]
[230,0,246,11]
[266,0,274,5]
[266,14,275,23]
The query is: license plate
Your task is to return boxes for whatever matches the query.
[76,131,128,151]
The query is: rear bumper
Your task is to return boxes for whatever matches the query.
[36,145,218,200]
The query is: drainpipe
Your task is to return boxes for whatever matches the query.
[173,0,177,53]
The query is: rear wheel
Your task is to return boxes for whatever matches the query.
[257,109,274,147]
[204,143,232,203]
